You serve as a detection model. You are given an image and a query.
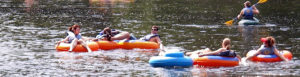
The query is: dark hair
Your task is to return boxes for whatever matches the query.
[152,26,159,31]
[68,24,80,33]
[102,27,112,41]
[244,1,251,7]
[265,36,275,47]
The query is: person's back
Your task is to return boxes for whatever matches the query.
[258,45,276,55]
[217,50,237,57]
[242,7,254,20]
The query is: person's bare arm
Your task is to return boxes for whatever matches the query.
[274,49,288,62]
[199,48,225,56]
[252,6,260,14]
[237,9,244,19]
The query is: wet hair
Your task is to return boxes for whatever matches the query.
[68,24,80,33]
[102,27,113,41]
[152,26,159,31]
[244,1,251,7]
[222,38,231,50]
[265,36,275,47]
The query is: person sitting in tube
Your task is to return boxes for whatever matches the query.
[139,26,162,45]
[94,27,136,41]
[186,38,241,60]
[244,36,288,62]
[56,24,92,52]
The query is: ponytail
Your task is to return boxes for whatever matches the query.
[265,37,275,47]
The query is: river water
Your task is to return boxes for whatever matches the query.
[0,0,300,76]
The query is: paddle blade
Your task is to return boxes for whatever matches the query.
[258,0,268,4]
[224,20,234,26]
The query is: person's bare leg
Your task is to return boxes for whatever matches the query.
[111,32,130,40]
[69,39,78,52]
[79,40,92,52]
[185,48,211,56]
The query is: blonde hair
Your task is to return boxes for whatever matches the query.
[222,38,231,50]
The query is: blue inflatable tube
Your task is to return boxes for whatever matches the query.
[149,52,193,67]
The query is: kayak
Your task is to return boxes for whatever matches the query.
[149,52,193,67]
[238,17,259,26]
[246,50,293,62]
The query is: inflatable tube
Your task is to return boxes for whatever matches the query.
[190,54,239,67]
[238,18,259,26]
[246,50,292,62]
[149,52,193,67]
[118,40,159,49]
[97,41,119,50]
[55,41,99,52]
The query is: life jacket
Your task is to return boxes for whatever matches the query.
[67,31,81,43]
[259,45,275,55]
[139,34,160,41]
[243,7,254,20]
[216,50,237,57]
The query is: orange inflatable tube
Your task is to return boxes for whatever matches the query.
[190,54,239,67]
[193,56,239,67]
[97,41,119,50]
[118,40,159,49]
[55,41,99,52]
[247,50,292,62]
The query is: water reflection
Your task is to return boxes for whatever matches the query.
[191,67,229,77]
[153,68,193,77]
[24,0,36,12]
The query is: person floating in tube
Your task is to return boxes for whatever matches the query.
[186,38,241,61]
[94,27,136,41]
[244,36,289,62]
[56,24,92,52]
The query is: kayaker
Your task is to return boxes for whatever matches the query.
[245,36,288,62]
[186,38,241,61]
[56,24,92,52]
[237,1,259,20]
